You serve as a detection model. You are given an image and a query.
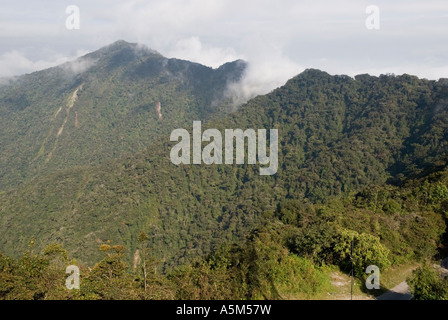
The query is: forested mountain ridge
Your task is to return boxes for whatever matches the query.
[1,163,447,300]
[0,65,447,271]
[0,40,246,190]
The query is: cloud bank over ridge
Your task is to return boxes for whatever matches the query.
[1,0,447,97]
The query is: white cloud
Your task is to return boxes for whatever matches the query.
[0,49,89,77]
[60,55,96,74]
[0,0,447,82]
[161,35,304,106]
[167,37,240,68]
[226,37,303,107]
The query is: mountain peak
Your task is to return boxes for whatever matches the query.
[106,40,161,55]
[82,40,163,65]
[110,39,135,47]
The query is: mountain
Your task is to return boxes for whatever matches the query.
[0,66,447,270]
[0,40,246,191]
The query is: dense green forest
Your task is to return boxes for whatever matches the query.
[0,41,448,299]
[1,166,447,299]
[0,41,245,190]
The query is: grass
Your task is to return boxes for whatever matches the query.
[368,261,419,297]
[283,265,374,300]
[289,262,420,300]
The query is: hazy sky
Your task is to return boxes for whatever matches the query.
[1,0,447,93]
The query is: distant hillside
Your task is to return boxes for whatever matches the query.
[0,40,246,190]
[0,68,447,269]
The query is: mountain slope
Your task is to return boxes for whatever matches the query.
[1,68,447,269]
[0,40,246,191]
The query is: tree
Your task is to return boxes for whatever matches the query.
[333,228,391,276]
[81,244,135,299]
[138,231,150,294]
[408,264,448,300]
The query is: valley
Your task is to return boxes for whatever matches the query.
[0,41,447,300]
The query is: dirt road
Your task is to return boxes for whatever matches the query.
[376,258,448,300]
[376,281,412,300]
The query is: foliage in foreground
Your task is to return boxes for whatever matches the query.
[0,227,331,300]
[408,264,448,300]
[1,165,447,300]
